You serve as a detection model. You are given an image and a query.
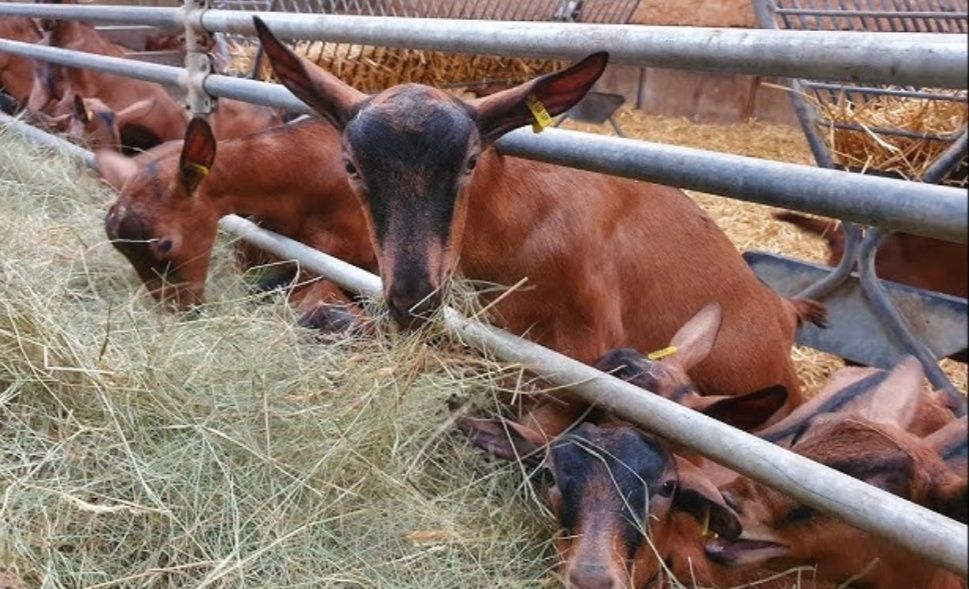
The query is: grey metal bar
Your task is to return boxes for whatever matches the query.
[0,113,95,166]
[495,128,969,243]
[804,82,968,102]
[199,72,969,243]
[2,110,966,578]
[820,121,960,141]
[0,3,180,28]
[197,10,968,88]
[1,31,963,243]
[856,227,966,412]
[1,2,965,88]
[923,130,969,184]
[775,8,964,17]
[0,39,185,89]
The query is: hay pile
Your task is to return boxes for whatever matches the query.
[0,131,554,587]
[814,90,968,186]
[226,40,564,92]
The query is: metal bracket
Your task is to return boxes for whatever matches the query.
[182,0,215,116]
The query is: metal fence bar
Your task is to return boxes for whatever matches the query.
[1,37,964,242]
[0,3,180,28]
[201,73,969,242]
[0,2,966,88]
[2,98,968,582]
[199,10,968,88]
[496,129,969,243]
[0,39,185,89]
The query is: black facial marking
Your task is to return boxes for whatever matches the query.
[550,424,670,556]
[942,437,968,463]
[96,110,116,134]
[782,504,815,526]
[762,371,890,444]
[826,453,914,497]
[346,89,475,254]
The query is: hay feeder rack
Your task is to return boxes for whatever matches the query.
[747,0,968,401]
[216,0,639,132]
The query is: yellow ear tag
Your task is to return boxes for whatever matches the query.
[701,505,718,539]
[525,94,553,133]
[647,346,678,361]
[85,109,93,122]
[185,163,210,177]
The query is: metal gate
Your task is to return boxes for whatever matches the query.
[747,0,968,401]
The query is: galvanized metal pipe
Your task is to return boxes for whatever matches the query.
[0,2,966,88]
[2,111,966,577]
[0,39,185,89]
[202,10,968,89]
[496,128,969,243]
[199,74,967,243]
[0,3,180,28]
[1,35,964,243]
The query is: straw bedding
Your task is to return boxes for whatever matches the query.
[0,105,964,587]
[227,40,565,92]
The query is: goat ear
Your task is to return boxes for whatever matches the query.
[116,98,156,126]
[672,456,742,539]
[94,150,139,191]
[704,535,790,567]
[687,385,789,432]
[857,356,924,430]
[253,16,366,129]
[925,416,967,472]
[470,52,608,145]
[456,416,547,465]
[666,302,723,372]
[930,478,968,524]
[72,93,89,124]
[178,117,216,195]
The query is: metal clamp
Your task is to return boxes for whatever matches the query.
[182,0,215,116]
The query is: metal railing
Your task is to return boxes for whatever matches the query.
[1,1,967,578]
[751,0,968,401]
[0,35,966,242]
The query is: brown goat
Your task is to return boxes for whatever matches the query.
[459,415,808,589]
[926,416,968,479]
[255,18,823,416]
[0,17,42,106]
[775,211,968,299]
[28,21,281,149]
[462,351,958,588]
[593,301,823,428]
[709,415,967,589]
[51,93,156,151]
[97,117,374,327]
[27,20,186,146]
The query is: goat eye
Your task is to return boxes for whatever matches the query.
[658,480,677,498]
[784,504,815,525]
[465,155,478,173]
[343,161,358,177]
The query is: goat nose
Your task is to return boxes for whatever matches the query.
[567,565,619,589]
[386,287,440,327]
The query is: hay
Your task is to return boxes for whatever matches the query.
[0,106,965,587]
[0,130,556,587]
[814,89,969,186]
[226,40,565,92]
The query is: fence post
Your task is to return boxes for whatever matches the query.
[182,0,215,117]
